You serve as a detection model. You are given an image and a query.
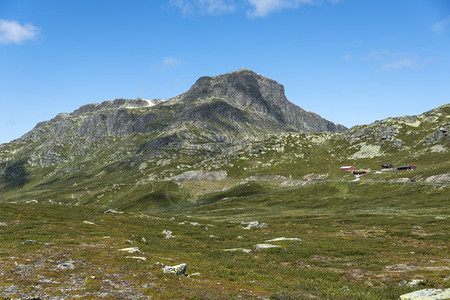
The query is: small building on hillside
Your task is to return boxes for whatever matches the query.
[397,165,417,171]
[340,166,356,171]
[353,170,367,176]
[381,164,394,169]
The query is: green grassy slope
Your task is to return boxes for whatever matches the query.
[0,181,448,299]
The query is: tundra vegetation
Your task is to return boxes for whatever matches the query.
[0,71,448,298]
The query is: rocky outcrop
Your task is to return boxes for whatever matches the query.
[174,69,346,133]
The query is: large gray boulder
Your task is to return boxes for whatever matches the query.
[399,288,450,300]
[163,263,187,276]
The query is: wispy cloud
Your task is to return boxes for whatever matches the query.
[152,57,186,71]
[246,0,314,18]
[169,0,236,16]
[169,0,340,17]
[380,59,417,70]
[162,57,185,68]
[432,16,450,34]
[343,54,351,61]
[363,50,428,71]
[0,19,39,45]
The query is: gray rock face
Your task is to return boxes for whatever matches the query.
[175,69,346,133]
[424,127,449,144]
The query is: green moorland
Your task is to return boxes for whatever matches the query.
[0,181,448,299]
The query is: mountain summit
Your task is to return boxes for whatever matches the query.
[0,69,348,192]
[174,69,346,133]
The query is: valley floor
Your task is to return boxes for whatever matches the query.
[0,181,448,299]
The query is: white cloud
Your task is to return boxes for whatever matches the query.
[151,57,185,71]
[162,57,185,68]
[169,0,340,17]
[169,0,235,16]
[432,16,450,34]
[246,0,314,18]
[381,59,417,70]
[199,0,236,14]
[0,19,39,45]
[169,0,195,15]
[363,50,427,71]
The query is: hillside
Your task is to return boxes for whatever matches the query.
[0,71,448,298]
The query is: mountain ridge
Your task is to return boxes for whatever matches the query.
[0,71,448,206]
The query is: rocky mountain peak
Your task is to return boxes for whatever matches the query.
[178,69,288,114]
[175,69,346,133]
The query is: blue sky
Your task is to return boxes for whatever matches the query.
[0,0,449,143]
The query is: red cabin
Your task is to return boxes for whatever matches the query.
[339,166,356,171]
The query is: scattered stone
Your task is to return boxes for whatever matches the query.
[390,178,410,183]
[237,236,244,239]
[104,209,122,214]
[242,221,268,230]
[83,220,97,225]
[224,248,252,253]
[126,256,147,261]
[23,240,37,245]
[124,239,134,245]
[425,173,450,183]
[141,237,147,244]
[434,216,447,220]
[209,235,217,238]
[102,236,111,239]
[0,222,6,226]
[170,217,175,221]
[178,221,186,225]
[118,247,140,254]
[398,279,424,287]
[399,288,450,300]
[189,222,199,226]
[163,263,187,276]
[188,272,200,277]
[57,262,75,270]
[44,242,54,246]
[162,229,174,239]
[265,237,301,242]
[255,244,281,250]
[413,226,423,230]
[26,200,38,204]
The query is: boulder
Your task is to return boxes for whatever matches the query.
[57,262,75,270]
[104,209,122,214]
[83,220,97,225]
[265,237,301,242]
[242,221,268,230]
[162,229,174,239]
[23,240,37,244]
[118,247,140,254]
[399,288,450,300]
[255,243,281,250]
[125,256,147,261]
[224,248,252,253]
[163,263,187,276]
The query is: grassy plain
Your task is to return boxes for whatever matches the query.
[0,181,448,299]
